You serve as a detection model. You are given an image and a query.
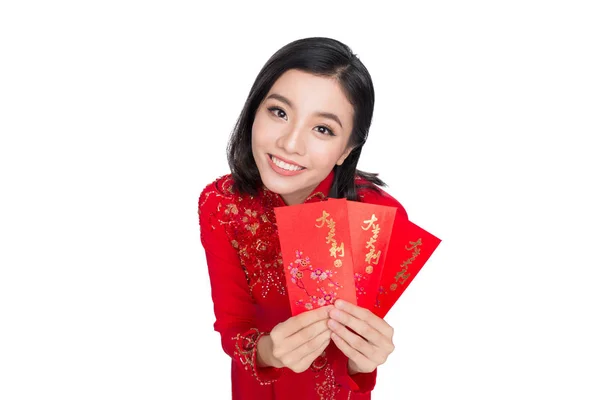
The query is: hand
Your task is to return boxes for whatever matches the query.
[328,300,395,374]
[260,305,333,373]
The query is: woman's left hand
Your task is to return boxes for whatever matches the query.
[327,299,395,374]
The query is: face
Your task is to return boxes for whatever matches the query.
[251,69,355,205]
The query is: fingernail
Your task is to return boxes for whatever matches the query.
[328,319,340,329]
[335,299,345,308]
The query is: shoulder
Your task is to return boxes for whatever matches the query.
[355,176,408,220]
[199,174,236,210]
[198,174,239,230]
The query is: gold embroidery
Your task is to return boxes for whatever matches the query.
[201,174,332,301]
[315,362,340,400]
[310,350,328,371]
[246,222,260,235]
[225,203,238,215]
[255,239,267,252]
[232,329,278,385]
[305,191,327,202]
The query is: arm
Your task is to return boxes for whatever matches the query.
[198,183,282,384]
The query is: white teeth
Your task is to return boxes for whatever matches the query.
[271,155,303,171]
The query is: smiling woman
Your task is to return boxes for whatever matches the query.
[198,37,408,400]
[252,70,355,205]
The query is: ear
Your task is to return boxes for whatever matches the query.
[336,146,354,166]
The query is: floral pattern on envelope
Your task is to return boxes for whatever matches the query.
[275,200,357,316]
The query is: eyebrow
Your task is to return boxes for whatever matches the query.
[265,93,344,129]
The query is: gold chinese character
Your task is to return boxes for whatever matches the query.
[330,242,345,258]
[315,210,330,228]
[361,214,378,230]
[365,249,381,265]
[405,238,422,251]
[395,269,410,285]
[365,237,377,250]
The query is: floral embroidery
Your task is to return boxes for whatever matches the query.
[309,350,342,400]
[315,363,340,400]
[232,328,279,385]
[200,172,379,396]
[203,175,288,299]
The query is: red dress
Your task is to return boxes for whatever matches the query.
[198,170,408,399]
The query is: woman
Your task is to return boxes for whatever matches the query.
[198,37,408,399]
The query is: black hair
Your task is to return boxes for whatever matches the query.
[227,37,386,201]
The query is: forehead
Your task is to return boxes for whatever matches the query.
[266,69,354,122]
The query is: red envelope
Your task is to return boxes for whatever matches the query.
[275,200,357,316]
[345,200,397,309]
[373,218,442,318]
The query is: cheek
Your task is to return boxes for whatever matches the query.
[251,114,276,147]
[307,142,346,166]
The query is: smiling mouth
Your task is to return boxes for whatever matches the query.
[269,154,306,171]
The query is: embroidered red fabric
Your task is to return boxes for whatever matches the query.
[198,170,408,400]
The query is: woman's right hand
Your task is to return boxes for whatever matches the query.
[258,305,333,373]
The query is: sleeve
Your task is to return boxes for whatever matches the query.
[330,345,378,393]
[198,184,283,384]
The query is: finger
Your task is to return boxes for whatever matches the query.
[276,305,333,337]
[330,331,377,372]
[334,300,393,337]
[284,329,330,367]
[327,318,374,358]
[293,333,330,373]
[329,308,383,345]
[285,319,329,353]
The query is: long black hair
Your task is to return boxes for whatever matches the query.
[227,37,386,201]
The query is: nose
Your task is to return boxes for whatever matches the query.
[276,123,305,155]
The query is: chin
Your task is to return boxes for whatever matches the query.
[261,176,299,196]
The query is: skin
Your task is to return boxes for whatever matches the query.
[251,68,354,206]
[252,69,395,374]
[328,300,395,374]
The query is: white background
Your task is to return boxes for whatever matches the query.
[1,1,599,399]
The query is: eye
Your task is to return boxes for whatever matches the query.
[267,106,287,120]
[314,125,335,137]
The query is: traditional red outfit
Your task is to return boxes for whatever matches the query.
[198,170,407,399]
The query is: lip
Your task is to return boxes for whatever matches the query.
[269,154,305,168]
[267,154,307,177]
